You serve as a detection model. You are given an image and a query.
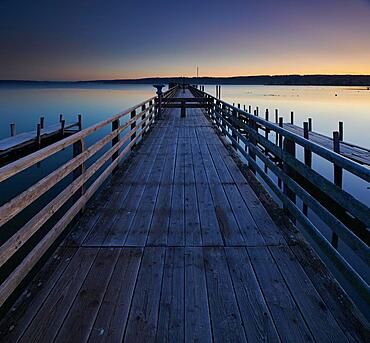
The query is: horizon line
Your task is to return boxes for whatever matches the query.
[1,73,370,83]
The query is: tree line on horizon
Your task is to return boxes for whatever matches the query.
[1,74,370,86]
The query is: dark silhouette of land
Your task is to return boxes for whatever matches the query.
[1,75,370,86]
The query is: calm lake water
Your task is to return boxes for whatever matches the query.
[0,84,369,313]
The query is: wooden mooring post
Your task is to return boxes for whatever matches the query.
[10,123,16,137]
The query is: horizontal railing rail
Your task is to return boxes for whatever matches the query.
[0,85,179,307]
[189,85,370,306]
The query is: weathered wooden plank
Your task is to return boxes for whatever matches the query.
[290,245,370,343]
[124,247,165,342]
[269,245,349,342]
[203,247,247,342]
[0,247,77,342]
[183,133,203,246]
[214,142,287,245]
[225,247,280,342]
[101,124,171,246]
[18,247,98,343]
[156,247,185,342]
[196,132,245,246]
[190,131,223,245]
[124,140,169,246]
[82,209,120,246]
[54,248,120,342]
[248,246,314,342]
[87,248,142,342]
[222,184,265,246]
[147,127,178,246]
[191,138,223,245]
[184,247,212,343]
[168,132,185,246]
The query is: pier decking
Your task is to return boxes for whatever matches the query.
[0,89,368,342]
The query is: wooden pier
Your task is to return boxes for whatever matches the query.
[0,116,81,164]
[283,123,370,166]
[0,85,369,342]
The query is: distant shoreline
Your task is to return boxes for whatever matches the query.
[1,75,370,87]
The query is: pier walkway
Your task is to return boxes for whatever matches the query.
[0,89,368,342]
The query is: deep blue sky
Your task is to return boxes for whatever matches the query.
[0,0,369,80]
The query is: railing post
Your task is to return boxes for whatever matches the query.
[73,138,86,210]
[264,109,269,173]
[248,115,257,174]
[232,109,238,149]
[302,121,312,216]
[154,85,164,119]
[278,117,283,188]
[130,110,136,148]
[112,118,120,167]
[40,116,45,129]
[283,136,296,220]
[275,109,279,144]
[332,131,342,249]
[149,100,153,123]
[10,123,16,137]
[141,104,146,130]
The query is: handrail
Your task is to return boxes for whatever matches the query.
[191,87,370,182]
[0,85,179,307]
[188,85,370,306]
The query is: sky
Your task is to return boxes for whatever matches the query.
[0,0,369,80]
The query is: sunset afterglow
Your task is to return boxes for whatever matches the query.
[0,0,369,80]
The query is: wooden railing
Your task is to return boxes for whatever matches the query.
[0,85,178,307]
[189,85,370,306]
